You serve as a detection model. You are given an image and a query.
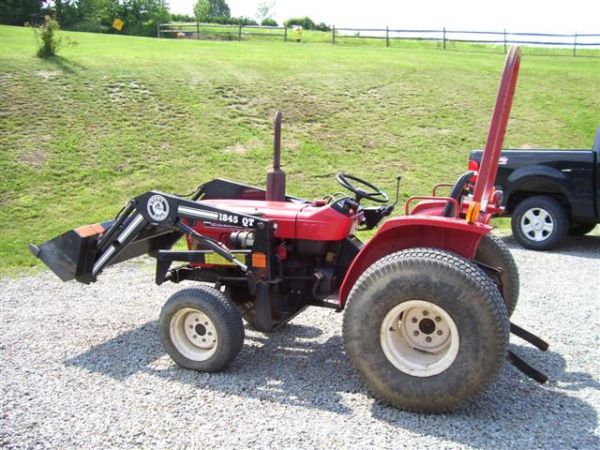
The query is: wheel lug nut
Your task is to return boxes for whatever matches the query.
[437,330,443,335]
[195,318,199,322]
[425,336,432,343]
[189,325,193,329]
[192,335,197,339]
[422,311,429,316]
[413,330,420,336]
[411,317,418,323]
[435,316,441,322]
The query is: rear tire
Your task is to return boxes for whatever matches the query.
[568,222,597,236]
[511,196,568,250]
[343,248,509,413]
[475,233,519,316]
[160,286,244,372]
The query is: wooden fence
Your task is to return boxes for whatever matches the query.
[157,22,600,56]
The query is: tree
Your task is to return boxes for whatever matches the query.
[0,0,45,25]
[256,1,274,22]
[118,0,170,36]
[193,0,230,22]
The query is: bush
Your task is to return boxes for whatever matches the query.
[284,16,315,30]
[171,13,196,23]
[261,18,278,27]
[35,16,61,58]
[314,22,331,32]
[204,16,257,26]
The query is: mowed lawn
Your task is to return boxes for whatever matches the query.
[1,25,598,272]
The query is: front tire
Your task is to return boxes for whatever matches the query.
[343,248,509,413]
[511,196,568,250]
[160,286,244,372]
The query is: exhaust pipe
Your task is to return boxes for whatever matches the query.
[266,111,286,201]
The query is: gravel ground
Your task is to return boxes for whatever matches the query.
[1,235,599,449]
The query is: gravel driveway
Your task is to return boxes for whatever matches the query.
[1,235,599,449]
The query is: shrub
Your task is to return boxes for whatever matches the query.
[284,16,315,30]
[314,22,331,32]
[261,18,278,27]
[171,13,197,23]
[35,16,61,58]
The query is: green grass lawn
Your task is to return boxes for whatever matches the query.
[1,25,598,273]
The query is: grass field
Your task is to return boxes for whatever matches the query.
[1,25,598,273]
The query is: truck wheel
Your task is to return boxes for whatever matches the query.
[475,233,519,316]
[568,222,597,236]
[160,286,244,372]
[343,248,509,413]
[511,196,568,250]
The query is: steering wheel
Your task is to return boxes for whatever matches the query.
[335,173,389,204]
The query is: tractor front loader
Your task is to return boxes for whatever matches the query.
[31,47,550,413]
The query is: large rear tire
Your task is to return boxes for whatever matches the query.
[475,233,519,316]
[160,286,244,372]
[343,248,509,413]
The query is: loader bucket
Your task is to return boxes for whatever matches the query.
[30,215,183,284]
[28,223,107,284]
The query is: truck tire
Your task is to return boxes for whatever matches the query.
[343,248,509,413]
[475,233,519,316]
[568,222,597,236]
[160,286,244,372]
[511,196,568,251]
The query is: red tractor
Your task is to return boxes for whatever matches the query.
[31,47,549,413]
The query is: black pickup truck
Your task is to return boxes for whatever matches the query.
[468,129,599,250]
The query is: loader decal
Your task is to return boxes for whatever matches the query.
[147,195,170,221]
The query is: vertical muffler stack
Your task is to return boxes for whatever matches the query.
[266,111,286,201]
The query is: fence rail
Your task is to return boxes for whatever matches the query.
[157,22,600,56]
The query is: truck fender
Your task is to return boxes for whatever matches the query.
[505,165,573,208]
[337,216,491,306]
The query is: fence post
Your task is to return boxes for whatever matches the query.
[443,27,446,49]
[238,23,242,41]
[196,19,199,39]
[573,31,577,56]
[386,26,389,47]
[156,23,160,38]
[503,29,507,54]
[332,25,336,45]
[284,25,287,42]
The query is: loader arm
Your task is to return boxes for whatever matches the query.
[30,191,271,284]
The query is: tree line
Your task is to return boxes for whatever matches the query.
[0,0,331,37]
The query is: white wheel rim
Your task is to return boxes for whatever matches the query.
[170,308,218,361]
[521,207,554,242]
[380,300,460,377]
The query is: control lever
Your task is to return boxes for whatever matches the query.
[380,175,402,217]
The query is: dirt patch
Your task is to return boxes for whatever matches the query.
[106,79,152,103]
[35,70,61,81]
[223,139,262,154]
[19,148,48,169]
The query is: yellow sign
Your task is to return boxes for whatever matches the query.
[203,252,246,266]
[112,18,124,31]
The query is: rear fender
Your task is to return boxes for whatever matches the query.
[337,216,491,306]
